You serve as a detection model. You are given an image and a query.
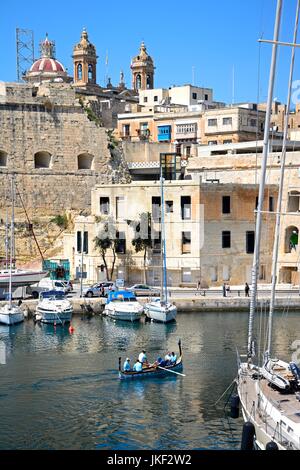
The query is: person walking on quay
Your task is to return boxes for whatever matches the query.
[222,283,227,297]
[245,282,250,297]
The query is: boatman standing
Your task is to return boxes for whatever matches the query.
[123,357,131,371]
[138,350,148,366]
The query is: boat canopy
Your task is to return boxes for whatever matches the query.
[106,290,136,304]
[39,290,65,299]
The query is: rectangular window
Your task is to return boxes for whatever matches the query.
[77,231,82,253]
[181,196,191,220]
[208,119,217,126]
[208,140,218,145]
[100,197,110,215]
[116,196,125,220]
[143,97,148,103]
[222,196,231,214]
[269,196,274,212]
[181,268,192,283]
[223,117,232,126]
[246,231,255,254]
[205,94,209,101]
[259,265,266,280]
[192,92,197,100]
[223,139,232,144]
[152,196,161,221]
[186,146,191,156]
[83,231,88,254]
[157,125,171,141]
[154,95,158,102]
[222,231,231,248]
[123,124,130,136]
[250,118,257,127]
[116,231,126,254]
[182,232,191,254]
[255,196,258,210]
[152,230,161,253]
[176,123,197,134]
[165,200,173,213]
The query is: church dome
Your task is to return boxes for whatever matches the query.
[131,42,154,66]
[24,34,71,84]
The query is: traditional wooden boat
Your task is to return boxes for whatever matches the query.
[118,340,183,380]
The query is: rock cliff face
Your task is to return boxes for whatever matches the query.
[0,81,131,264]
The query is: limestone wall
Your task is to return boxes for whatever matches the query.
[0,82,130,218]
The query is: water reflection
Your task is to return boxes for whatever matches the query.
[0,311,299,449]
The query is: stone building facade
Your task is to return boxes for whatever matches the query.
[64,178,277,286]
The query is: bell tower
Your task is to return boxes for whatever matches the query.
[131,42,155,91]
[72,29,98,87]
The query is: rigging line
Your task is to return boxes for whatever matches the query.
[15,184,45,262]
[255,39,262,186]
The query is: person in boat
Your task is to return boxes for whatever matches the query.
[170,352,177,364]
[133,359,143,372]
[123,357,131,372]
[138,350,149,366]
[165,352,172,363]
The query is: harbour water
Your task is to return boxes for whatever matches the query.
[0,311,299,450]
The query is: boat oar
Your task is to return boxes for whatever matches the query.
[157,366,186,377]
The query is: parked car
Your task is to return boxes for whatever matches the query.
[83,281,115,298]
[126,284,160,297]
[27,279,68,299]
[60,280,73,292]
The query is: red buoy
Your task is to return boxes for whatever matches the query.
[69,324,74,334]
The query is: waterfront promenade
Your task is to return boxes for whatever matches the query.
[2,284,300,314]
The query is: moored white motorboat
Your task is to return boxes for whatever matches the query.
[35,290,73,324]
[104,290,143,322]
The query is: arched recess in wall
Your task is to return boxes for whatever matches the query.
[285,225,299,253]
[135,74,141,90]
[0,150,7,167]
[77,153,94,170]
[77,63,82,80]
[88,64,93,81]
[34,151,52,169]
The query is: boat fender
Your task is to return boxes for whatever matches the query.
[54,321,56,327]
[69,324,74,334]
[266,441,278,450]
[230,394,240,419]
[240,421,255,450]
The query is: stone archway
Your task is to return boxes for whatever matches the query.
[34,151,51,168]
[284,225,299,253]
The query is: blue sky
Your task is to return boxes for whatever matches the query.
[0,0,299,105]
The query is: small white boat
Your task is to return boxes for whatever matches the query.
[0,303,24,325]
[104,290,143,322]
[144,299,177,323]
[35,290,73,324]
[0,175,24,326]
[0,269,48,288]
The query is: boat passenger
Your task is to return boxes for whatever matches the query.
[138,350,148,365]
[165,352,172,362]
[170,352,177,364]
[123,358,131,372]
[155,357,167,367]
[133,359,143,372]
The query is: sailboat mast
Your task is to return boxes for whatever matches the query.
[247,0,283,357]
[267,0,300,356]
[8,175,15,309]
[160,168,167,304]
[5,208,9,269]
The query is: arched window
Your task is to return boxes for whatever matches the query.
[88,64,93,81]
[146,74,151,89]
[136,74,141,90]
[77,153,94,170]
[77,63,82,80]
[0,150,7,167]
[34,151,51,169]
[285,226,299,253]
